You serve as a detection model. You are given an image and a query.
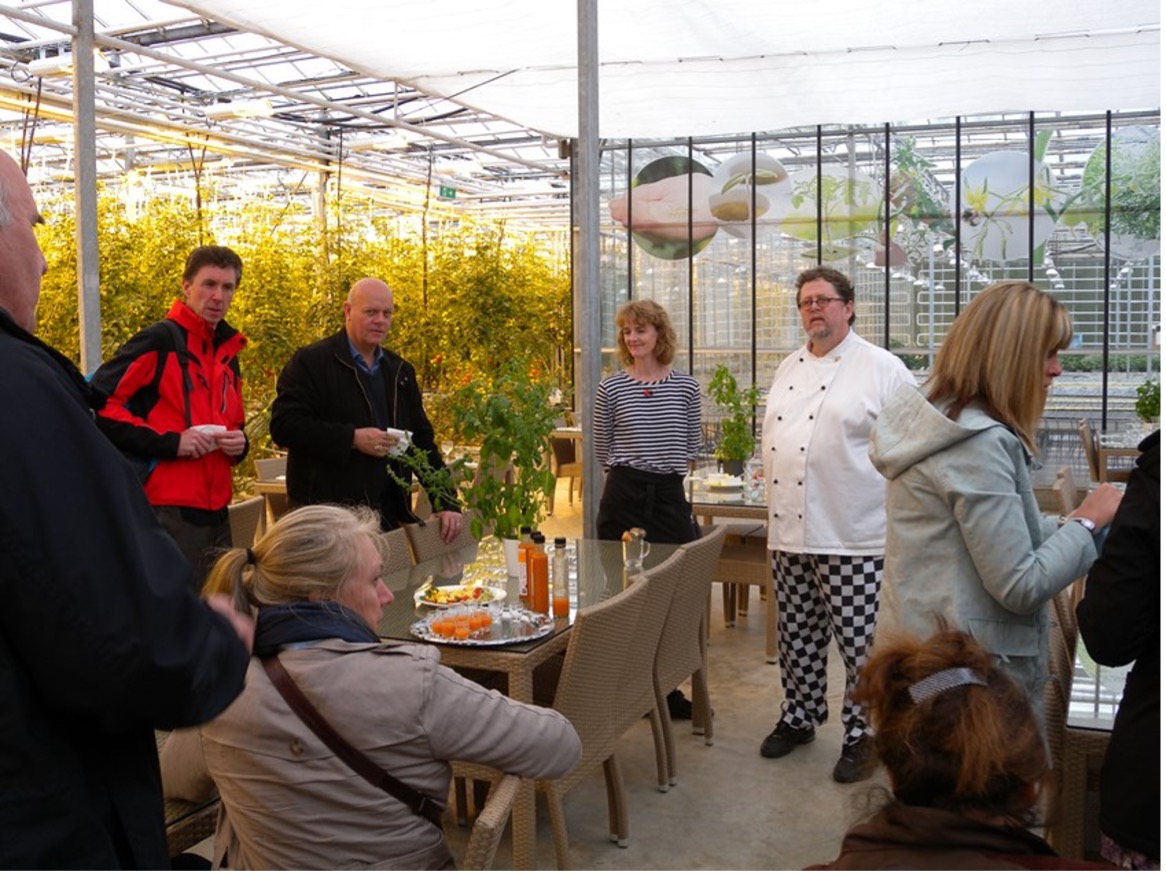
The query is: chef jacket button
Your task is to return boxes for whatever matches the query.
[797,481,802,486]
[821,385,826,390]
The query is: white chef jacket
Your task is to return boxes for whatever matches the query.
[761,330,915,555]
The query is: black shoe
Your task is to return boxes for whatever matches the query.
[832,736,877,784]
[759,723,815,758]
[666,689,693,720]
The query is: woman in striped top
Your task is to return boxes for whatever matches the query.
[594,299,702,545]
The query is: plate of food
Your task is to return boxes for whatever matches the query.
[703,473,744,490]
[414,582,507,608]
[410,607,554,647]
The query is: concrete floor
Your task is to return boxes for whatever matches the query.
[440,479,891,870]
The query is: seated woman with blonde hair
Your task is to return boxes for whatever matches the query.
[198,504,581,870]
[811,627,1109,870]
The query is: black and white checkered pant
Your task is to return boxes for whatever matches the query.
[772,551,883,747]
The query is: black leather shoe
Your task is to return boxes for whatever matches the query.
[759,723,815,758]
[666,689,693,720]
[832,736,877,783]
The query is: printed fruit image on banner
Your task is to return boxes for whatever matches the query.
[708,152,792,238]
[608,156,717,260]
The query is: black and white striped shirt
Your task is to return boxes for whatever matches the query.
[594,370,702,475]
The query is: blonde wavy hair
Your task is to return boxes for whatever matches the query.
[927,281,1072,453]
[203,504,382,616]
[615,299,678,366]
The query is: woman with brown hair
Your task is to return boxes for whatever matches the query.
[594,298,702,545]
[594,298,703,719]
[812,628,1106,869]
[869,282,1122,712]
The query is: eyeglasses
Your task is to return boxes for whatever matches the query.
[797,296,844,312]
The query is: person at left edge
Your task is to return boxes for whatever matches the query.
[0,150,252,869]
[92,245,249,587]
[270,277,463,542]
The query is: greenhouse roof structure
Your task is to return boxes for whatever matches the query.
[0,0,1158,228]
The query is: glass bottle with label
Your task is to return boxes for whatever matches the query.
[529,532,549,614]
[552,536,570,618]
[516,526,534,606]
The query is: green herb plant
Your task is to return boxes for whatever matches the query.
[707,364,761,464]
[1135,377,1160,423]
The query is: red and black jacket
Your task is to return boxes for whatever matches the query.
[92,300,248,512]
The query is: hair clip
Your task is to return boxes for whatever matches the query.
[907,666,986,703]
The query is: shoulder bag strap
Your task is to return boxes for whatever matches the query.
[260,654,444,828]
[161,318,193,429]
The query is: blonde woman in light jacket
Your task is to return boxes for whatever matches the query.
[869,282,1122,714]
[199,504,582,870]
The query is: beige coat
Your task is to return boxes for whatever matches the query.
[200,640,582,870]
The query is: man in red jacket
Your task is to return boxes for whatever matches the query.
[93,246,249,587]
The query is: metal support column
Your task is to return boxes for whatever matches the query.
[74,0,101,371]
[576,0,601,539]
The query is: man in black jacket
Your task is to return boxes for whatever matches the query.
[0,152,253,867]
[271,277,462,541]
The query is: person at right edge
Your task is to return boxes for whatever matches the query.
[1076,429,1159,870]
[758,267,915,782]
[0,150,252,868]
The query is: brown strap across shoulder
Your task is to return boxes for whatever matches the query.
[260,654,444,828]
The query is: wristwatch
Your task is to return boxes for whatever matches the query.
[1058,515,1097,533]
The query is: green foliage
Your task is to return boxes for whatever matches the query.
[31,184,570,498]
[1135,378,1160,422]
[707,364,760,462]
[447,360,560,540]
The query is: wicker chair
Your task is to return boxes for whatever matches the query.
[540,579,650,864]
[460,773,522,870]
[619,550,688,792]
[228,495,265,548]
[653,526,726,787]
[547,436,583,513]
[1043,577,1109,859]
[1078,419,1101,483]
[155,730,219,859]
[454,581,650,868]
[1052,465,1081,517]
[378,525,414,574]
[403,511,478,562]
[714,525,776,663]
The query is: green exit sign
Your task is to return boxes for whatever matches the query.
[438,185,456,199]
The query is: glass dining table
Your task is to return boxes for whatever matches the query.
[375,536,680,869]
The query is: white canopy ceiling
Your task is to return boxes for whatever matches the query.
[169,0,1160,139]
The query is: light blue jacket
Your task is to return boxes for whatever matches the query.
[868,385,1098,709]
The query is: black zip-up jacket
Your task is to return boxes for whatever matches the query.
[0,308,248,868]
[270,329,454,529]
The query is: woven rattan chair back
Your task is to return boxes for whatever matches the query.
[378,526,414,574]
[652,526,725,786]
[403,511,477,562]
[228,495,265,548]
[618,550,687,792]
[539,578,650,866]
[254,456,286,481]
[1052,465,1080,517]
[460,772,521,870]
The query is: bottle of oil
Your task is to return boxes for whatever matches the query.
[516,526,534,606]
[529,532,549,615]
[551,536,570,618]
